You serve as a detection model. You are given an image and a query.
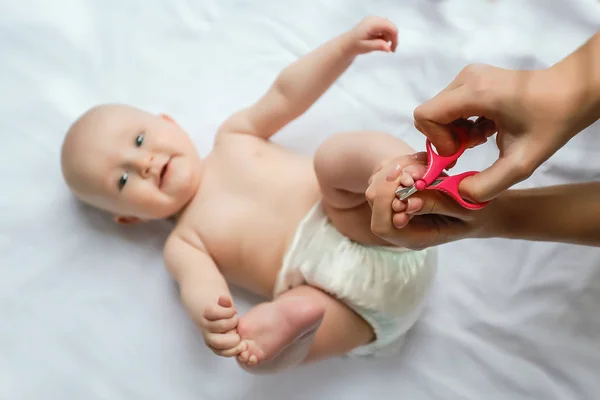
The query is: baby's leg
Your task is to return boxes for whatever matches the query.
[314,131,426,245]
[236,285,373,373]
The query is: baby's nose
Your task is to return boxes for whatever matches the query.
[141,155,157,178]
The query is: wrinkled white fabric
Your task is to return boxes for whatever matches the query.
[4,0,600,398]
[274,202,437,356]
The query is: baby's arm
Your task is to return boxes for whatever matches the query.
[164,230,244,357]
[217,16,397,140]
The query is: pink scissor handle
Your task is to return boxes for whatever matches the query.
[429,171,490,210]
[418,129,469,188]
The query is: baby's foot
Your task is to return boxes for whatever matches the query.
[392,162,428,228]
[236,296,324,372]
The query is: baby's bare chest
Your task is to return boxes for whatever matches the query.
[180,138,322,293]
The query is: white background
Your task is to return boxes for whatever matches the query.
[2,0,600,399]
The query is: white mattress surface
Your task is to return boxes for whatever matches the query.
[2,0,600,399]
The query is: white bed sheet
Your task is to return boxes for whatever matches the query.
[2,0,600,399]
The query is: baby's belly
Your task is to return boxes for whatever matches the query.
[218,190,321,298]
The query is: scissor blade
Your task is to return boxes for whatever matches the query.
[429,178,444,187]
[396,185,417,200]
[395,186,412,196]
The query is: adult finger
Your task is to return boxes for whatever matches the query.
[458,151,534,202]
[369,179,398,239]
[414,85,489,156]
[408,190,472,221]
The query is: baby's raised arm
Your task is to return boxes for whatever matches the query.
[217,16,398,140]
[164,230,244,357]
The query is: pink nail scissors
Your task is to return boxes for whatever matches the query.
[395,128,489,210]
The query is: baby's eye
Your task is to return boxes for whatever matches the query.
[118,171,128,190]
[135,133,144,147]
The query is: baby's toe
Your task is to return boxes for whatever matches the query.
[393,212,410,229]
[392,198,406,212]
[221,341,247,358]
[400,171,414,187]
[405,164,426,178]
[237,350,250,363]
[236,340,265,366]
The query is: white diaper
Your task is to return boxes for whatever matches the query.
[273,201,438,357]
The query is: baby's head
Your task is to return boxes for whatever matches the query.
[61,104,202,224]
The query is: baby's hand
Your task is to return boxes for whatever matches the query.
[348,16,398,54]
[201,295,246,357]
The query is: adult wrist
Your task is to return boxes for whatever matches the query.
[475,183,600,247]
[547,32,600,139]
[469,192,514,240]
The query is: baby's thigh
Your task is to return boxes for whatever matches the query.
[322,201,390,246]
[314,130,415,204]
[315,130,419,246]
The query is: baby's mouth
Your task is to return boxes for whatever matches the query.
[159,158,170,188]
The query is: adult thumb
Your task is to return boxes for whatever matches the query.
[459,155,529,202]
[409,190,471,221]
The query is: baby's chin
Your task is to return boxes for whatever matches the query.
[148,192,198,221]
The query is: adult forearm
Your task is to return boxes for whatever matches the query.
[273,31,356,118]
[483,183,600,247]
[549,30,600,137]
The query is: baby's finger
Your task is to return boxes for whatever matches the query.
[204,314,239,334]
[215,341,247,358]
[366,39,391,52]
[203,304,237,321]
[378,31,396,52]
[390,33,398,52]
[205,332,241,351]
[217,295,233,308]
[374,21,397,41]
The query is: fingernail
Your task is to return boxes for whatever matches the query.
[385,164,401,181]
[414,152,427,161]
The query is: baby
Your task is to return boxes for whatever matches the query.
[60,16,437,373]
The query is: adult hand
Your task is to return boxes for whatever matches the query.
[365,155,497,250]
[414,52,600,202]
[367,156,600,249]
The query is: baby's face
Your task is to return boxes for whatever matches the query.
[61,104,202,222]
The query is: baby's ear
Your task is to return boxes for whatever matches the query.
[160,114,176,124]
[113,215,141,225]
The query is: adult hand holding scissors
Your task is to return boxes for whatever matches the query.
[366,154,600,249]
[413,31,600,203]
